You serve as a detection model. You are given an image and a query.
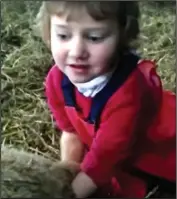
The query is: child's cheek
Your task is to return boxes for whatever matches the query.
[91,44,117,73]
[51,44,67,68]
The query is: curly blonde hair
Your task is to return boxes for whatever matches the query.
[35,1,140,51]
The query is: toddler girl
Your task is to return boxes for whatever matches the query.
[36,1,176,198]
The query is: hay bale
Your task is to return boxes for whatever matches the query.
[1,145,77,198]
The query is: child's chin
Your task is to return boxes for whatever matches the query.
[71,78,90,84]
[68,75,93,84]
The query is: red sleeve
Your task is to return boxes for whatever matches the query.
[80,68,159,186]
[45,66,76,133]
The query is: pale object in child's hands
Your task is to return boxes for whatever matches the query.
[1,145,78,198]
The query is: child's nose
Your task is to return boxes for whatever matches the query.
[68,36,88,60]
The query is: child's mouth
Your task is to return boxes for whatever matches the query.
[69,64,89,71]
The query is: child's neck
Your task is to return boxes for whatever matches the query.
[73,68,115,98]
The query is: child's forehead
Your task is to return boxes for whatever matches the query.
[46,1,117,22]
[56,7,98,24]
[51,11,113,29]
[50,6,117,30]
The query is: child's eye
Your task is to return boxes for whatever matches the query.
[57,34,70,41]
[85,33,105,43]
[88,36,104,43]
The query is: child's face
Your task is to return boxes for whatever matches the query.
[50,8,119,83]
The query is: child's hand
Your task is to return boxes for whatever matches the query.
[72,171,97,198]
[60,160,81,173]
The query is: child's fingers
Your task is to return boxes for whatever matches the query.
[59,160,81,173]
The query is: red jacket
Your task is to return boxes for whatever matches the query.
[45,52,176,198]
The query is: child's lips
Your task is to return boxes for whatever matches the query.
[68,64,89,70]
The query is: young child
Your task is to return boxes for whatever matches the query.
[36,1,176,198]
